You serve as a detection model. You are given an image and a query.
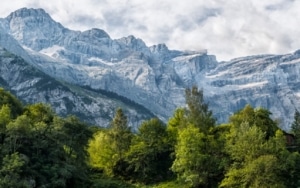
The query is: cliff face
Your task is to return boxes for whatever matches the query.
[0,47,154,127]
[205,53,300,128]
[0,8,299,129]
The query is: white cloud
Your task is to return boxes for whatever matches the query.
[0,0,299,61]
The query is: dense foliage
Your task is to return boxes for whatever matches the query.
[1,87,300,187]
[0,88,93,187]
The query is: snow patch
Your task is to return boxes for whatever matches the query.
[237,81,268,89]
[88,57,122,66]
[39,45,65,57]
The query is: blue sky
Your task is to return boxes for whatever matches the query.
[0,0,299,61]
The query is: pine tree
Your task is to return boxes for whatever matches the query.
[185,86,215,133]
[291,109,300,146]
[171,87,225,187]
[109,108,132,160]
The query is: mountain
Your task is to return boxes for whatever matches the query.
[0,47,155,127]
[1,7,300,129]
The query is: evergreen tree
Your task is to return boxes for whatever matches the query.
[185,86,215,133]
[109,108,132,161]
[171,87,226,187]
[291,109,300,146]
[88,108,133,177]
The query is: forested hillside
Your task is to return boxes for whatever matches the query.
[1,87,300,187]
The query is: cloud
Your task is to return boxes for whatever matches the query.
[0,0,299,61]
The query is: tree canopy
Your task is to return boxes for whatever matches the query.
[1,87,300,187]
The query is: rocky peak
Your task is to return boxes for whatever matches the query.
[5,8,68,51]
[6,8,50,21]
[80,28,111,40]
[150,44,169,53]
[149,44,170,58]
[117,35,149,53]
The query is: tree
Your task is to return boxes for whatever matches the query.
[170,87,226,187]
[229,105,278,139]
[167,108,187,146]
[0,88,23,118]
[0,152,32,187]
[0,105,11,145]
[221,122,300,187]
[0,105,11,129]
[54,116,93,187]
[88,130,115,173]
[254,108,278,139]
[109,108,132,160]
[171,125,221,187]
[291,109,300,145]
[24,103,54,124]
[124,118,172,183]
[0,89,93,187]
[229,104,255,127]
[88,108,133,177]
[185,86,215,133]
[5,115,32,153]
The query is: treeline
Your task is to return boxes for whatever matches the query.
[1,87,300,187]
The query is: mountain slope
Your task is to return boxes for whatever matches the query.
[1,7,300,129]
[0,47,154,127]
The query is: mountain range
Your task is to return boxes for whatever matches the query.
[1,7,300,130]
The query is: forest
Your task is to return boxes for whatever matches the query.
[0,86,300,188]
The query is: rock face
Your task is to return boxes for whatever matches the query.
[0,7,300,129]
[0,47,154,127]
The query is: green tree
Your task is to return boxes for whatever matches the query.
[167,108,187,146]
[5,115,32,153]
[109,108,132,160]
[229,104,255,127]
[291,109,300,146]
[124,118,172,183]
[0,105,11,129]
[230,105,278,139]
[88,108,133,177]
[0,88,23,118]
[185,86,215,133]
[171,125,217,187]
[0,105,11,145]
[24,103,54,124]
[54,116,93,187]
[0,152,31,188]
[254,108,278,139]
[221,122,299,187]
[170,87,226,187]
[88,130,115,172]
[0,89,94,187]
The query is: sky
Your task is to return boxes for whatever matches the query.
[0,0,299,61]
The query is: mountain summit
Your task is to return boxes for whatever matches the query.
[1,7,300,129]
[5,8,69,51]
